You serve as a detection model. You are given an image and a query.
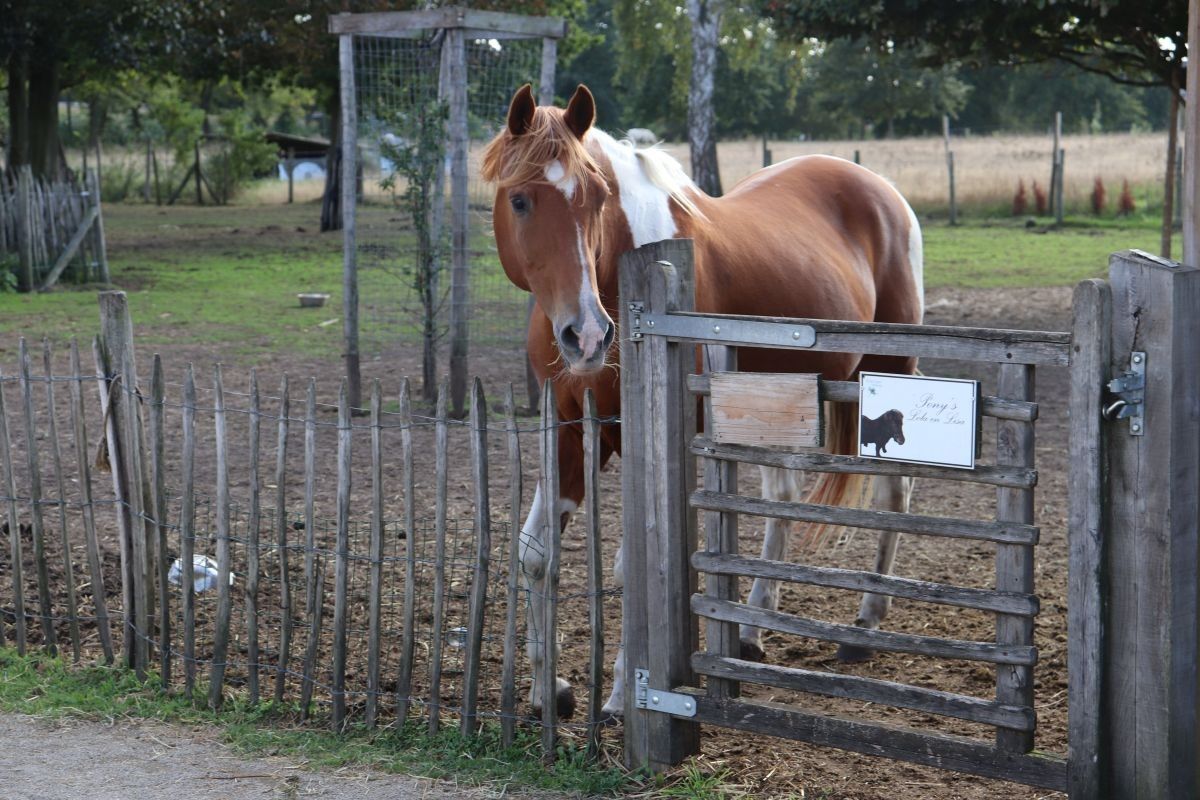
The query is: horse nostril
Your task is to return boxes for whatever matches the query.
[602,319,615,349]
[559,325,582,356]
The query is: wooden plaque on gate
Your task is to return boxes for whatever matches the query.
[708,372,823,449]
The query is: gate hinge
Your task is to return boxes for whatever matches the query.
[1103,351,1145,435]
[628,301,645,340]
[634,668,697,717]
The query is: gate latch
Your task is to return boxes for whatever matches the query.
[1103,351,1145,435]
[634,668,697,717]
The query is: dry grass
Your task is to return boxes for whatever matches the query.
[660,131,1169,213]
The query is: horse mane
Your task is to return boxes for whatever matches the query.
[622,138,704,219]
[480,106,601,192]
[480,107,702,219]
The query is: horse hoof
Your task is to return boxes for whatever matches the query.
[598,707,623,726]
[739,639,765,663]
[836,642,875,663]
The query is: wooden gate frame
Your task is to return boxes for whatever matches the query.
[619,241,1200,798]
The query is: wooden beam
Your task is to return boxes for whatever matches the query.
[1104,250,1200,796]
[1185,0,1200,265]
[329,8,566,39]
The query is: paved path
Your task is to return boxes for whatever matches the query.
[0,714,500,799]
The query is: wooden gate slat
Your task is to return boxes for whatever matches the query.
[691,652,1035,731]
[690,436,1037,489]
[692,551,1039,617]
[692,595,1037,665]
[691,489,1039,545]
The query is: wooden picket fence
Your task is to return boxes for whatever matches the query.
[0,166,110,292]
[0,291,610,755]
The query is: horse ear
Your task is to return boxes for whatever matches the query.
[563,84,595,140]
[507,84,536,136]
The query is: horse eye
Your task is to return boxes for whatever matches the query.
[510,194,529,214]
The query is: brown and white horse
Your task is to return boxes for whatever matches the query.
[481,84,924,718]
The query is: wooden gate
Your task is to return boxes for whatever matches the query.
[618,240,1200,798]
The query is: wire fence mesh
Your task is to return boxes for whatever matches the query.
[352,32,544,376]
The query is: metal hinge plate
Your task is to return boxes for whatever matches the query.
[626,306,816,348]
[634,668,697,717]
[1103,351,1145,435]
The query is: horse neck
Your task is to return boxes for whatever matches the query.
[596,181,707,310]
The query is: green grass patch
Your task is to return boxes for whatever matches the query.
[0,201,1168,365]
[0,647,634,795]
[922,215,1162,288]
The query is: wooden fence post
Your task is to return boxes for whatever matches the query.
[97,291,150,675]
[339,33,362,411]
[1104,250,1200,798]
[446,27,470,417]
[618,238,701,771]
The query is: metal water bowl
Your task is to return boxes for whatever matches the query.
[297,292,330,308]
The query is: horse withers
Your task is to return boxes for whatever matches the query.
[481,84,924,718]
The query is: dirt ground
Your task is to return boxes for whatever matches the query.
[0,266,1077,799]
[0,713,532,799]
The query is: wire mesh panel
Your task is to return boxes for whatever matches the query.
[352,32,543,382]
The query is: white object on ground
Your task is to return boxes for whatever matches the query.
[168,555,234,593]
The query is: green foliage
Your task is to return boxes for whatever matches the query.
[379,95,450,397]
[804,38,970,139]
[0,255,20,293]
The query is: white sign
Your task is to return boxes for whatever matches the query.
[858,372,979,469]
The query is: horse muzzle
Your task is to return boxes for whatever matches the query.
[557,311,616,374]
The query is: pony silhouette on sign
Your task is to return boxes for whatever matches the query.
[481,84,925,718]
[861,409,907,457]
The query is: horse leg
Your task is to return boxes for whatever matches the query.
[739,466,803,662]
[837,474,914,662]
[600,539,625,717]
[521,419,586,719]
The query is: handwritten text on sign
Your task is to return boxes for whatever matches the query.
[858,372,979,469]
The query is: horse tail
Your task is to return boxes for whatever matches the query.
[798,398,873,549]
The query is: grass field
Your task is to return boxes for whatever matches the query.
[0,199,1165,363]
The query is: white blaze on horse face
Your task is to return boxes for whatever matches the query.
[573,223,608,361]
[586,128,678,247]
[544,160,577,201]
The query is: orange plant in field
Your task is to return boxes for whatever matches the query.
[1118,180,1136,215]
[1033,181,1048,215]
[1091,177,1107,215]
[1012,179,1028,216]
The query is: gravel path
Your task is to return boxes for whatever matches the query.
[0,714,507,800]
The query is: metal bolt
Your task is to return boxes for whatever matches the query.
[1131,422,1142,433]
[684,701,694,710]
[713,325,721,334]
[651,695,660,704]
[1132,354,1143,364]
[648,320,655,327]
[792,331,801,340]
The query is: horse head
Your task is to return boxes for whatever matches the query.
[481,84,617,375]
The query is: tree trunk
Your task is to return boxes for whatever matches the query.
[321,102,343,232]
[686,0,722,197]
[28,59,63,181]
[6,54,31,169]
